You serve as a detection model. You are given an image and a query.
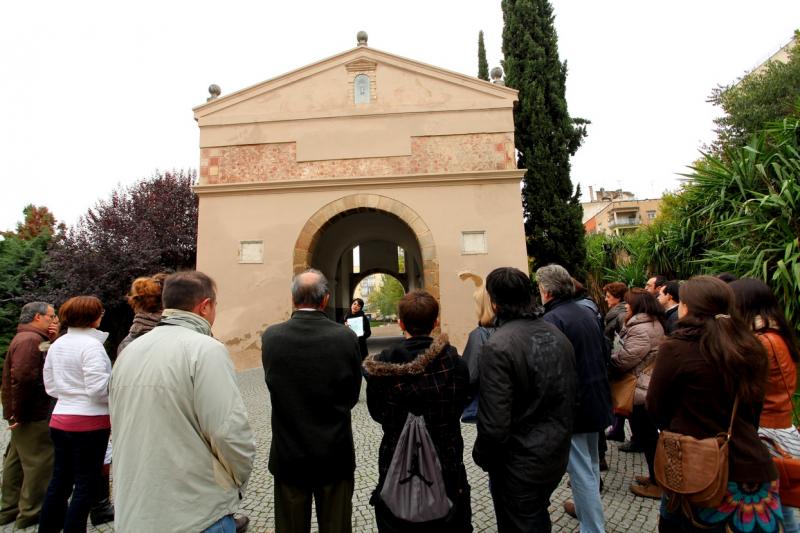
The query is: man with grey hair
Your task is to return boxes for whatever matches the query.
[0,301,57,528]
[261,269,362,533]
[537,264,613,533]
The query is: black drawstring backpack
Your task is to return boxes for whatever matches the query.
[379,413,452,522]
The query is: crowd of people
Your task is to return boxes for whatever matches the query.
[0,265,797,533]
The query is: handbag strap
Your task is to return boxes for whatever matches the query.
[727,396,740,439]
[763,332,800,422]
[634,355,657,376]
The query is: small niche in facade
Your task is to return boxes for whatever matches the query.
[239,240,264,264]
[354,74,371,104]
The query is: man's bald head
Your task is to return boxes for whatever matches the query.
[291,269,329,309]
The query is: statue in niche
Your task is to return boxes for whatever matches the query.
[354,74,370,104]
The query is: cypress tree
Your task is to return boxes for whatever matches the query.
[501,0,589,278]
[478,30,489,81]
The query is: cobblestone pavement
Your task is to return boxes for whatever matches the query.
[2,364,659,532]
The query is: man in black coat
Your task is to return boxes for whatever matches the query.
[657,280,680,335]
[473,267,577,533]
[537,264,613,533]
[261,269,362,533]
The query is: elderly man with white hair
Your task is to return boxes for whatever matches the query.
[261,269,362,533]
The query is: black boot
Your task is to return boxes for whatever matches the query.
[605,415,626,442]
[90,498,115,526]
[90,464,114,526]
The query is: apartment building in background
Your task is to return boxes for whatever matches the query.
[581,186,662,236]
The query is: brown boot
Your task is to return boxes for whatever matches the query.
[630,480,663,499]
[563,501,577,518]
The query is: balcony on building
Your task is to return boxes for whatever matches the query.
[607,207,641,234]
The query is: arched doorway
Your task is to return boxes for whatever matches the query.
[293,194,438,320]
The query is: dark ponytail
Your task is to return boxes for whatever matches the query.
[679,276,767,403]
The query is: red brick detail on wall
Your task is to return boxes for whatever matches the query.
[199,133,515,185]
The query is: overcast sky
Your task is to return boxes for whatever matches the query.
[1,1,798,232]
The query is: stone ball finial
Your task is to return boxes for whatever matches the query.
[207,84,221,102]
[490,67,504,85]
[357,31,368,47]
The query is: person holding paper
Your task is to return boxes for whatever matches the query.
[344,298,371,360]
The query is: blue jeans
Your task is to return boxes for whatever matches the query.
[38,428,110,533]
[785,506,799,533]
[201,514,235,533]
[567,432,605,533]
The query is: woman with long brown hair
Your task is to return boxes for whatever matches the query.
[647,276,781,532]
[731,277,800,533]
[610,288,665,499]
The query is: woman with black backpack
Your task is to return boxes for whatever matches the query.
[364,290,471,532]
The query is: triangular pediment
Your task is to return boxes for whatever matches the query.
[193,46,517,126]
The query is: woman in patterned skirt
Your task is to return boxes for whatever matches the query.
[647,276,783,532]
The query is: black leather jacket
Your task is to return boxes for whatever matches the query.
[472,317,577,487]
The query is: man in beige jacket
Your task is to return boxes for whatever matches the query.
[110,271,255,532]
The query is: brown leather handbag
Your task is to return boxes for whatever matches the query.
[609,371,636,416]
[610,361,654,416]
[761,436,800,507]
[654,397,738,509]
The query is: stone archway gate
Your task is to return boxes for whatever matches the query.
[192,35,528,366]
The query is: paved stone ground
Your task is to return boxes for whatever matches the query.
[2,335,660,532]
